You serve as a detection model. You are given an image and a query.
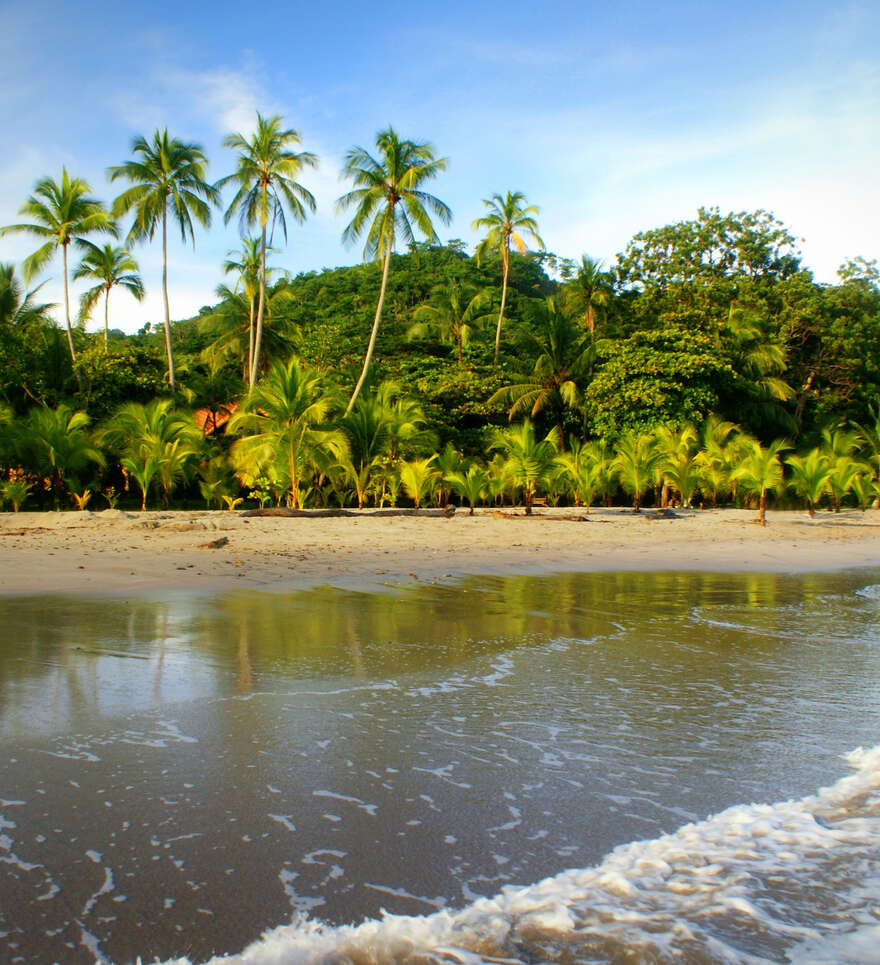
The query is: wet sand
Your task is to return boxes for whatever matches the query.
[1,506,878,597]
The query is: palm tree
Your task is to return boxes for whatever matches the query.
[408,282,492,364]
[399,456,439,509]
[109,130,218,393]
[227,357,347,509]
[102,399,203,509]
[0,263,54,329]
[490,297,591,443]
[695,415,738,506]
[337,127,451,413]
[472,191,544,366]
[613,430,661,513]
[73,242,144,347]
[446,462,488,515]
[222,237,269,378]
[217,114,317,388]
[490,419,559,514]
[0,169,115,379]
[655,424,701,507]
[730,439,788,526]
[565,255,611,336]
[785,449,832,517]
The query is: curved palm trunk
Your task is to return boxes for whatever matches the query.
[104,287,110,349]
[250,221,268,389]
[61,244,82,391]
[493,244,510,367]
[759,488,767,526]
[161,206,177,394]
[346,237,392,415]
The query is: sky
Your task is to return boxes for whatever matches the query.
[1,0,877,334]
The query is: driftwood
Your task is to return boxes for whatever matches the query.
[491,511,589,522]
[240,506,456,519]
[198,536,230,549]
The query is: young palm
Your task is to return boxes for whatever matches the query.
[218,115,317,387]
[785,449,832,517]
[446,462,488,515]
[0,264,54,329]
[490,419,560,514]
[0,169,115,378]
[21,405,105,507]
[408,282,492,364]
[228,357,347,509]
[613,430,661,513]
[472,191,544,366]
[109,130,218,393]
[337,127,451,413]
[73,242,144,348]
[730,439,789,526]
[399,456,439,509]
[695,415,738,506]
[655,424,701,507]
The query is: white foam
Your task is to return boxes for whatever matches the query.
[156,745,880,965]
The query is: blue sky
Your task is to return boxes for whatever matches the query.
[1,0,877,333]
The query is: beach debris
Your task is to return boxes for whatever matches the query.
[241,506,456,518]
[198,536,229,549]
[491,511,589,521]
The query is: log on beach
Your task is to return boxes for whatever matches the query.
[240,506,456,519]
[491,511,590,522]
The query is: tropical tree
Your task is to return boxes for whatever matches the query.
[73,242,144,347]
[695,415,738,506]
[228,357,347,509]
[218,114,317,387]
[0,263,54,329]
[472,191,544,366]
[221,237,268,378]
[102,398,203,509]
[556,439,605,509]
[655,424,701,507]
[490,419,559,514]
[730,439,789,526]
[446,462,488,515]
[19,405,105,507]
[0,169,115,379]
[109,130,218,393]
[613,430,661,513]
[399,456,439,509]
[337,127,451,413]
[785,449,832,517]
[408,282,492,364]
[490,297,591,442]
[564,255,611,336]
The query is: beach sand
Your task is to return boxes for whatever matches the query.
[0,506,878,597]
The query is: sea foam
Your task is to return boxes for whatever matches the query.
[157,744,880,965]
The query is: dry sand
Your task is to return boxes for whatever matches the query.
[0,506,878,597]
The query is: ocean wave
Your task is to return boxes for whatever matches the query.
[157,744,880,965]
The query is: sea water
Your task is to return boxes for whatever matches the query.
[0,569,878,964]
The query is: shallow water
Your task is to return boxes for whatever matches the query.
[0,569,878,964]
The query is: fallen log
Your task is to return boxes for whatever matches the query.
[491,511,589,521]
[240,506,456,519]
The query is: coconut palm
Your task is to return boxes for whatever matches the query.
[785,449,832,517]
[102,398,203,509]
[408,282,492,364]
[472,191,544,366]
[490,297,591,443]
[695,415,739,506]
[613,430,661,513]
[490,419,559,514]
[399,456,439,509]
[556,439,605,509]
[0,263,54,329]
[337,127,451,413]
[109,130,218,393]
[338,388,397,509]
[222,237,271,378]
[73,242,144,347]
[730,439,789,526]
[20,404,105,507]
[217,115,317,388]
[564,255,611,336]
[655,424,701,508]
[446,462,488,515]
[228,357,347,509]
[0,170,115,379]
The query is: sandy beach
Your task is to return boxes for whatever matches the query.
[0,505,878,597]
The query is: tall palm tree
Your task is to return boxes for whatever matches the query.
[73,242,144,347]
[408,282,492,364]
[337,127,451,414]
[0,169,115,378]
[109,130,218,393]
[217,114,317,387]
[472,191,544,366]
[565,255,611,336]
[223,237,268,378]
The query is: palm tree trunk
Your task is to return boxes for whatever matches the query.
[493,244,510,367]
[759,488,767,526]
[162,206,177,394]
[346,237,392,415]
[250,221,268,388]
[104,287,110,349]
[62,244,82,391]
[247,295,255,382]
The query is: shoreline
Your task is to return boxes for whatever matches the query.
[1,506,879,598]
